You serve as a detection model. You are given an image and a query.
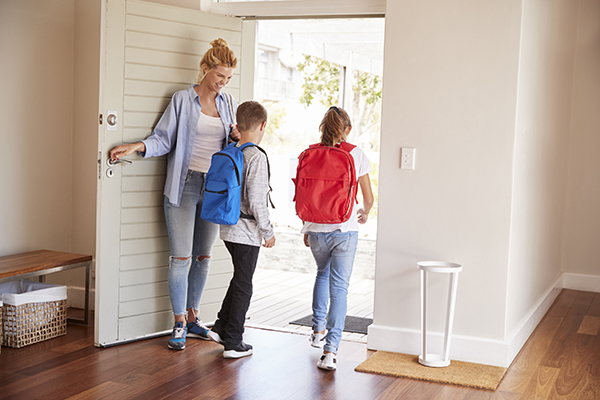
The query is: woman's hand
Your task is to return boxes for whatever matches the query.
[230,124,241,141]
[109,142,145,161]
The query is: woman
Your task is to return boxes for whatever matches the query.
[303,106,374,370]
[110,38,238,351]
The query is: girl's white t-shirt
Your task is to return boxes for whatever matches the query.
[301,145,372,234]
[189,112,226,173]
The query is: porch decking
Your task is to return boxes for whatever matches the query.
[246,267,374,343]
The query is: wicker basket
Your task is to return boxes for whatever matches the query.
[0,280,67,348]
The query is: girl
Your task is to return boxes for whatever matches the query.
[302,106,374,370]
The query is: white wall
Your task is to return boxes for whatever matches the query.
[563,0,600,286]
[506,0,579,343]
[0,1,75,255]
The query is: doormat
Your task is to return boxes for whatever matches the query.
[355,351,507,391]
[289,315,372,334]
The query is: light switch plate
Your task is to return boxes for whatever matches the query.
[401,147,416,170]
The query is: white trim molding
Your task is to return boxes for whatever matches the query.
[68,286,96,311]
[209,0,385,18]
[562,272,600,293]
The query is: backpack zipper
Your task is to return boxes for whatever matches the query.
[215,152,241,186]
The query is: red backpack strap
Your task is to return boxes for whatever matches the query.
[338,142,356,152]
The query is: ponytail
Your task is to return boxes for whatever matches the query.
[319,106,352,146]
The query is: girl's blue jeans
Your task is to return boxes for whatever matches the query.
[308,230,358,354]
[164,170,219,316]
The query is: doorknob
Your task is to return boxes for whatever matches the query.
[107,158,132,167]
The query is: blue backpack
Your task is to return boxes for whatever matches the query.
[201,142,270,225]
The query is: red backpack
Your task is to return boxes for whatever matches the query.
[292,142,358,223]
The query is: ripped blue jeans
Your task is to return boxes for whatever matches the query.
[164,170,219,316]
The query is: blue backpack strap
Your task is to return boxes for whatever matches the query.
[238,142,275,210]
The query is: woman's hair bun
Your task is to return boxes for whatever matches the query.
[211,38,229,48]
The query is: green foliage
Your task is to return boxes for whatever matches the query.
[354,70,382,105]
[297,55,340,108]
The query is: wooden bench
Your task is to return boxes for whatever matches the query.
[0,250,93,326]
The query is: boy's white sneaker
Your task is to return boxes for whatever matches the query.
[317,352,337,371]
[309,331,326,348]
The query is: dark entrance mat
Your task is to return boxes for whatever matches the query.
[289,315,373,334]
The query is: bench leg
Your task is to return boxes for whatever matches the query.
[67,261,91,326]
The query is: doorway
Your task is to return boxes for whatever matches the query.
[245,18,384,343]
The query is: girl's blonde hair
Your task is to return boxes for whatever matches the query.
[195,38,238,84]
[319,106,352,146]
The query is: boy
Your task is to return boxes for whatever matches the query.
[208,101,276,358]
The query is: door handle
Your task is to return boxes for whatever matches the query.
[107,158,132,167]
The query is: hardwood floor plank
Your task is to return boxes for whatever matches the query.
[551,333,597,398]
[586,292,600,317]
[497,316,564,393]
[571,291,596,316]
[545,290,578,319]
[65,381,130,399]
[540,312,587,369]
[516,366,560,400]
[578,315,600,335]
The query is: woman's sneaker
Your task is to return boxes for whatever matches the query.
[167,322,187,350]
[317,352,337,370]
[223,341,253,359]
[186,318,211,340]
[309,330,326,348]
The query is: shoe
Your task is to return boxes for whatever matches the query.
[167,322,187,350]
[317,352,337,370]
[223,341,253,359]
[309,331,326,348]
[186,318,211,340]
[207,329,224,345]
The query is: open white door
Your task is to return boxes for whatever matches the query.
[96,0,256,346]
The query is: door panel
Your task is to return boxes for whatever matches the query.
[97,0,255,345]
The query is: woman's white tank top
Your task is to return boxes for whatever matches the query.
[189,112,225,173]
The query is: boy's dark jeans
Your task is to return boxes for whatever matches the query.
[214,241,260,347]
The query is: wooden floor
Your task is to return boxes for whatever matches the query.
[0,289,599,399]
[246,268,374,343]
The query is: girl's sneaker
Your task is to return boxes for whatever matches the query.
[186,318,211,340]
[167,322,187,350]
[309,330,326,348]
[317,352,337,370]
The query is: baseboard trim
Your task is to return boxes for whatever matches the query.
[562,273,600,293]
[505,276,563,366]
[67,286,95,310]
[367,324,510,367]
